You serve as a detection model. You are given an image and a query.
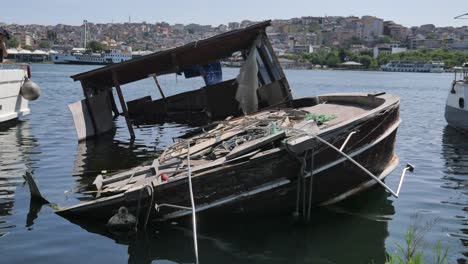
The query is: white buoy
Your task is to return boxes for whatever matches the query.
[20,78,41,101]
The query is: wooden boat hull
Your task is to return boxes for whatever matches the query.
[57,93,401,222]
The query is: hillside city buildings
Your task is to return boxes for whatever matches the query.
[1,15,467,61]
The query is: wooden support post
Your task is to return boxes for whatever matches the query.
[150,74,166,101]
[112,71,135,139]
[108,89,120,117]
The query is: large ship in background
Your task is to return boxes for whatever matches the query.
[51,46,133,65]
[52,20,133,65]
[381,61,445,73]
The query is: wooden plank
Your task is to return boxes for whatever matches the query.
[100,166,150,186]
[170,128,244,158]
[225,131,286,160]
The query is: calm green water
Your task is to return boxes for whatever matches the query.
[0,64,466,263]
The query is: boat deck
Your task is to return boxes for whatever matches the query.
[301,103,372,127]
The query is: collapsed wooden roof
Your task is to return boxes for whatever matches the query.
[71,20,271,87]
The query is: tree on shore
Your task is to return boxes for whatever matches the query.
[38,41,52,49]
[297,47,468,69]
[86,40,103,52]
[46,30,57,42]
[378,48,468,68]
[6,36,19,48]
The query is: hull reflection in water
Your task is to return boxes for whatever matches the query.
[71,124,192,199]
[0,120,38,236]
[61,188,394,264]
[441,126,468,260]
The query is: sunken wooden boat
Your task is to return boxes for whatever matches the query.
[49,21,409,224]
[56,92,401,222]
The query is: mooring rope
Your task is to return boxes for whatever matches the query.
[143,184,155,230]
[306,148,315,222]
[135,187,144,232]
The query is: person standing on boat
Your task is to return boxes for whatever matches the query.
[0,28,10,63]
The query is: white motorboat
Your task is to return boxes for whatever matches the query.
[0,64,40,123]
[445,63,468,131]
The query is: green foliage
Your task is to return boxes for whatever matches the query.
[359,50,374,57]
[426,33,437,40]
[46,30,57,41]
[302,50,328,67]
[38,41,51,49]
[325,51,340,67]
[385,214,448,264]
[23,45,33,51]
[5,36,19,48]
[299,47,468,69]
[358,55,374,68]
[376,35,394,44]
[433,241,448,264]
[86,40,103,52]
[378,49,468,68]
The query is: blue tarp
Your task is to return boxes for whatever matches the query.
[179,61,223,85]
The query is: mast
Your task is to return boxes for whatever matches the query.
[83,20,88,49]
[454,13,468,19]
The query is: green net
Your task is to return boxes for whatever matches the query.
[305,113,337,123]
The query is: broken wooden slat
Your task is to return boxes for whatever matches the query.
[169,128,245,158]
[225,131,286,160]
[97,166,150,187]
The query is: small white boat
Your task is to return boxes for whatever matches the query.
[0,64,40,123]
[445,63,468,131]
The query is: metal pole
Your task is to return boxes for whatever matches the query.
[339,131,357,151]
[112,71,135,139]
[396,164,414,196]
[312,134,400,198]
[187,141,199,264]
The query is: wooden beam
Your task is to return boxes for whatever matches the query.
[150,74,166,100]
[108,89,120,117]
[80,80,98,135]
[112,71,135,139]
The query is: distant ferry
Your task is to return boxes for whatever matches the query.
[381,61,445,73]
[52,46,133,65]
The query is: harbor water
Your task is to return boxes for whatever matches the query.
[0,64,466,263]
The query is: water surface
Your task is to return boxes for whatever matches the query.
[0,65,466,263]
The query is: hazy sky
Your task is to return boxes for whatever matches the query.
[1,0,467,27]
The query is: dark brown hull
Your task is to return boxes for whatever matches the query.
[57,94,401,222]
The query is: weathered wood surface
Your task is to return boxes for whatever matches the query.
[168,128,244,158]
[226,131,286,160]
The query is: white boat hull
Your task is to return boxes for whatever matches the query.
[0,69,29,123]
[445,82,468,131]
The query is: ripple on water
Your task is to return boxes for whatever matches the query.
[0,66,467,263]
